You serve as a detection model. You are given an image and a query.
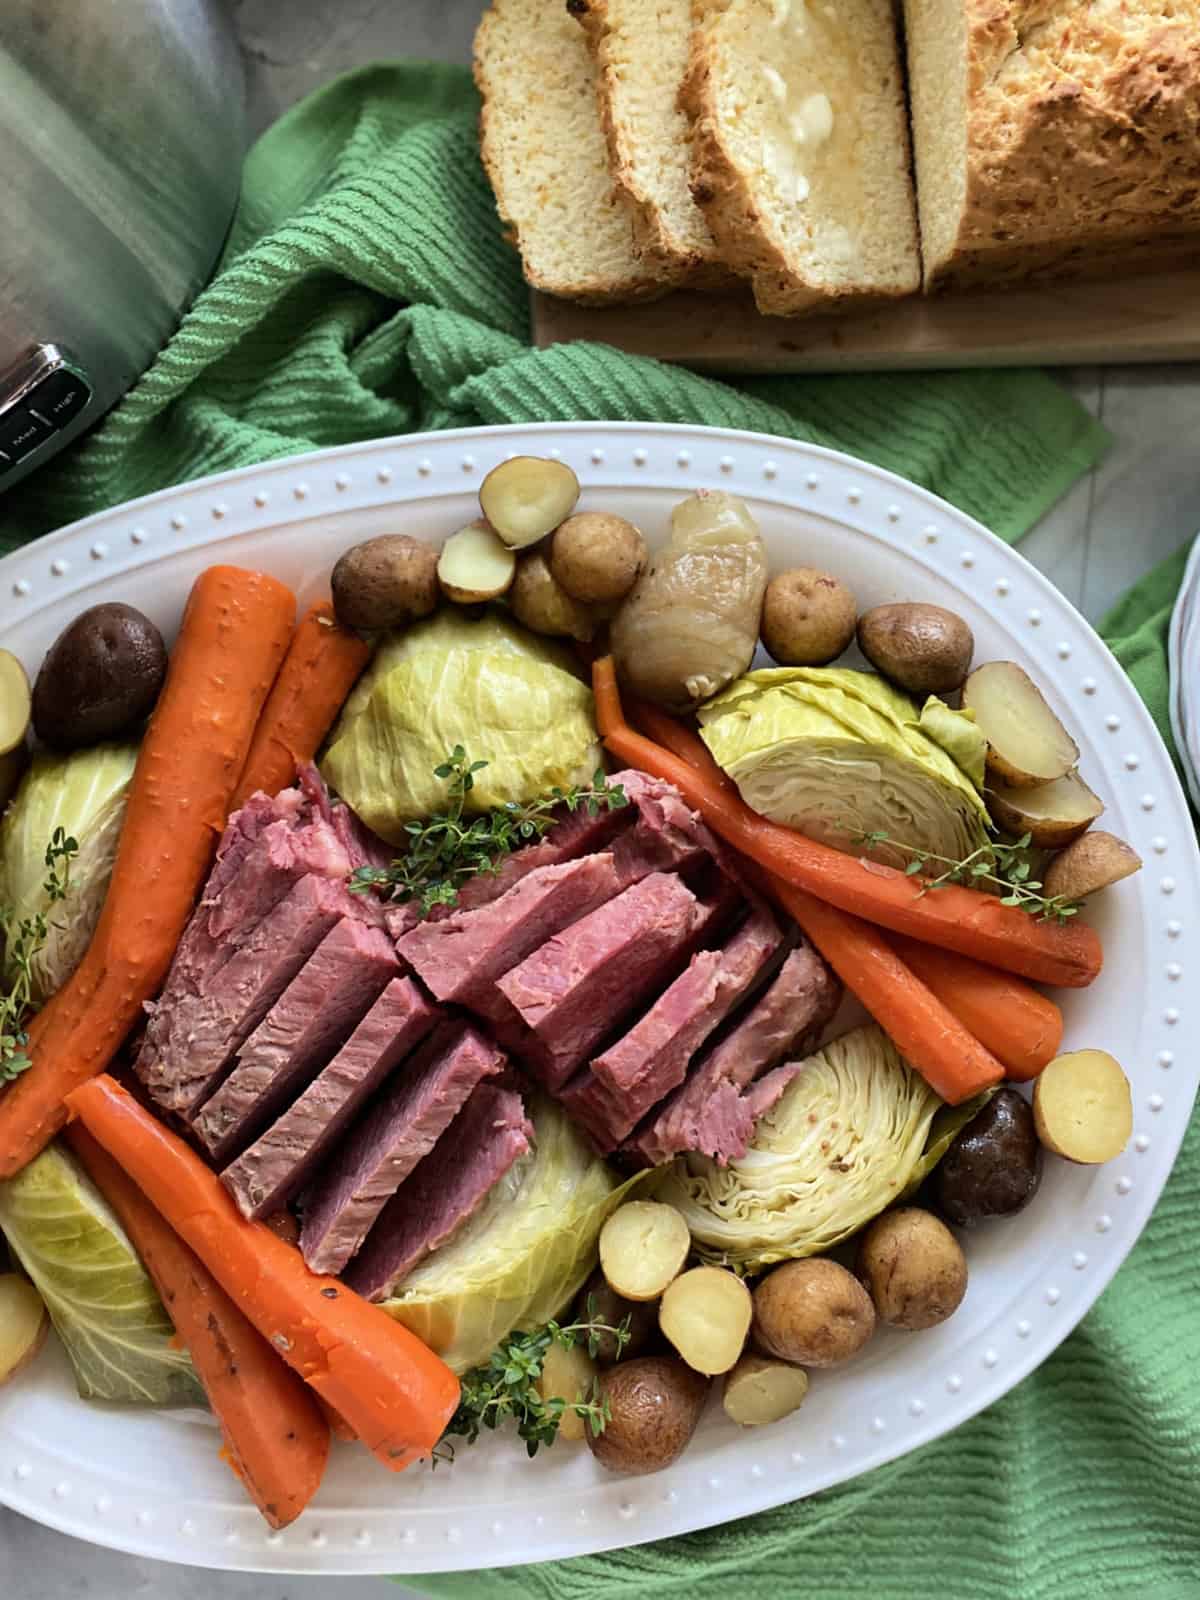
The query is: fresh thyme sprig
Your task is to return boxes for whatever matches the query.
[349,748,628,917]
[1,826,79,1084]
[855,829,1081,923]
[437,1301,633,1462]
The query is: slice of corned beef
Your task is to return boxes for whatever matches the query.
[742,1062,804,1120]
[191,920,400,1164]
[397,853,623,1006]
[137,874,358,1116]
[300,1024,504,1275]
[136,794,353,1089]
[345,1083,533,1301]
[626,942,840,1165]
[332,801,394,874]
[609,776,729,886]
[496,872,702,1090]
[222,977,438,1220]
[562,898,783,1150]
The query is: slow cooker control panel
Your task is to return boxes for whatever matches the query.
[0,345,93,480]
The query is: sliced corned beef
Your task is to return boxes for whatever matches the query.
[332,801,394,874]
[610,777,729,887]
[742,1062,804,1120]
[627,943,840,1165]
[344,1083,532,1301]
[222,977,438,1220]
[397,853,623,1006]
[137,874,358,1116]
[562,899,783,1150]
[191,920,400,1164]
[300,1024,504,1275]
[496,872,702,1089]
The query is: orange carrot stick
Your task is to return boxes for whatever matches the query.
[66,1125,330,1528]
[886,935,1063,1081]
[66,1075,460,1471]
[593,658,1102,989]
[0,567,295,1179]
[624,696,737,793]
[231,599,370,809]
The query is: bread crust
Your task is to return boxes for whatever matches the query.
[569,0,740,290]
[928,3,1200,290]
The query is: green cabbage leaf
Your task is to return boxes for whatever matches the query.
[697,667,989,867]
[653,1023,945,1271]
[0,1144,203,1406]
[0,742,137,1002]
[321,610,600,843]
[382,1095,644,1373]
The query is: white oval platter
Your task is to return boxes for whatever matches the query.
[0,422,1196,1576]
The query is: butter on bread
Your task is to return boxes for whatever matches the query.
[683,0,921,315]
[904,0,1200,291]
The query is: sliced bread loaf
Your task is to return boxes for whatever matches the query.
[905,0,1200,291]
[474,0,663,303]
[684,0,921,316]
[568,0,737,288]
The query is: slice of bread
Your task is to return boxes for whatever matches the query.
[904,0,1200,291]
[569,0,737,289]
[684,0,921,316]
[474,0,663,304]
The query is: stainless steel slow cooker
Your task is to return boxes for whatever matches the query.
[0,0,245,490]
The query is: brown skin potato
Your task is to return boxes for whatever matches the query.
[935,1088,1041,1227]
[510,551,595,641]
[536,1341,599,1443]
[857,603,974,696]
[586,1356,710,1475]
[32,603,167,750]
[761,568,857,666]
[331,535,439,630]
[549,513,647,605]
[752,1258,875,1368]
[573,1269,659,1365]
[856,1208,968,1330]
[1042,831,1142,901]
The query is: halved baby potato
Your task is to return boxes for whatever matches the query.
[599,1201,691,1302]
[660,1265,752,1376]
[479,456,580,549]
[722,1353,809,1427]
[0,650,32,758]
[0,1274,49,1387]
[436,519,516,604]
[536,1339,599,1443]
[963,662,1079,788]
[1033,1050,1132,1164]
[988,770,1104,850]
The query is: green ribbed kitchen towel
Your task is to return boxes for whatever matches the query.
[410,547,1200,1600]
[0,61,1106,553]
[3,60,1178,1600]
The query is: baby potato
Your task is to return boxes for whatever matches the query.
[987,770,1104,850]
[536,1340,599,1443]
[436,519,516,604]
[32,604,167,750]
[0,650,31,757]
[479,456,581,549]
[587,1356,710,1475]
[962,662,1079,788]
[935,1088,1041,1226]
[510,550,597,640]
[857,602,974,696]
[659,1265,752,1376]
[549,513,647,604]
[600,1201,691,1302]
[611,490,767,712]
[752,1258,875,1368]
[0,1274,48,1388]
[573,1269,659,1365]
[722,1354,809,1427]
[761,568,857,666]
[1042,831,1142,902]
[332,534,439,630]
[856,1208,968,1330]
[1033,1050,1132,1165]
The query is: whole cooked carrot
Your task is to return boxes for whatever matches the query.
[593,657,1102,989]
[65,1124,330,1527]
[625,695,737,793]
[886,935,1063,1081]
[66,1075,460,1471]
[231,599,371,809]
[0,566,295,1180]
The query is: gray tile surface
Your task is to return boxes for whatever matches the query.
[6,1,1200,1595]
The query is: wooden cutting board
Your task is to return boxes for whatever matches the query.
[532,263,1200,373]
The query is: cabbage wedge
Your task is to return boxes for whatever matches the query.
[654,1024,944,1271]
[698,667,989,867]
[382,1095,643,1373]
[321,610,600,843]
